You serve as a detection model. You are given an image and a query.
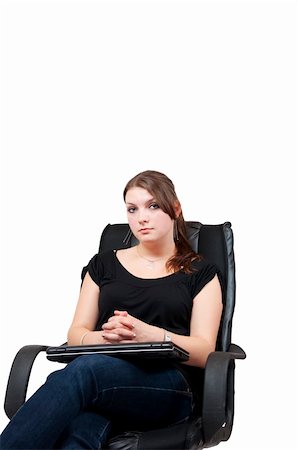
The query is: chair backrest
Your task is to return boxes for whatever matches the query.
[98,221,236,352]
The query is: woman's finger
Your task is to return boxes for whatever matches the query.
[106,316,135,329]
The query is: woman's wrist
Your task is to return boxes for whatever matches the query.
[153,326,166,342]
[79,330,106,345]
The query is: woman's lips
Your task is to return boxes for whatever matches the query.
[139,228,152,233]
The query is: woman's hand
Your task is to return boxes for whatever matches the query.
[101,311,136,342]
[101,310,164,343]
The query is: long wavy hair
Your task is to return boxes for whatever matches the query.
[123,170,201,273]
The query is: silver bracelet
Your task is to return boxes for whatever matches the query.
[80,331,89,345]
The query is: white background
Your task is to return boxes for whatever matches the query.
[0,0,297,449]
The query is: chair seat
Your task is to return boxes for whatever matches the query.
[106,418,203,450]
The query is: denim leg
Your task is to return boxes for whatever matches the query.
[55,411,111,450]
[0,355,193,450]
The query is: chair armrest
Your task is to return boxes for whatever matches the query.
[202,343,246,443]
[4,345,49,419]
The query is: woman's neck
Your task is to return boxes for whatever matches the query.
[136,242,176,260]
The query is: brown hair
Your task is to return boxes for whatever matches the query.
[123,170,201,273]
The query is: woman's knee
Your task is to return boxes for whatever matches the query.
[46,355,102,388]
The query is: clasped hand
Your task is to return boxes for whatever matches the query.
[101,310,160,343]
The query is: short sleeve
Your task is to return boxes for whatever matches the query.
[81,253,104,287]
[189,260,222,299]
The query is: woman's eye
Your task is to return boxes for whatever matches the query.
[127,207,136,213]
[149,203,159,210]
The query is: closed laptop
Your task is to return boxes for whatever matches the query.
[46,341,189,363]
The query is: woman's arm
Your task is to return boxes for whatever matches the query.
[102,275,223,368]
[67,272,136,345]
[67,273,104,345]
[171,274,223,367]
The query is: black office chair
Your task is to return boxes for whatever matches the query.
[4,221,246,449]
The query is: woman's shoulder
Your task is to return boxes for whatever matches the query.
[83,249,117,285]
[85,249,116,273]
[186,257,222,296]
[190,257,219,272]
[89,247,134,269]
[88,249,114,265]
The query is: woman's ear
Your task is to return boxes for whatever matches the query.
[174,201,182,218]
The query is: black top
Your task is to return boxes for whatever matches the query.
[85,249,222,408]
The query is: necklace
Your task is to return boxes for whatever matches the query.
[136,246,166,269]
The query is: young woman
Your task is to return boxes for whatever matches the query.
[0,170,223,449]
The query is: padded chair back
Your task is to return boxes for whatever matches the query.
[98,221,236,352]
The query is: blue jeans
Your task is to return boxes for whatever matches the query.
[0,355,193,449]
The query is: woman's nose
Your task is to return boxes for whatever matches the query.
[137,209,149,223]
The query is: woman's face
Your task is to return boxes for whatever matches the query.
[125,187,174,244]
